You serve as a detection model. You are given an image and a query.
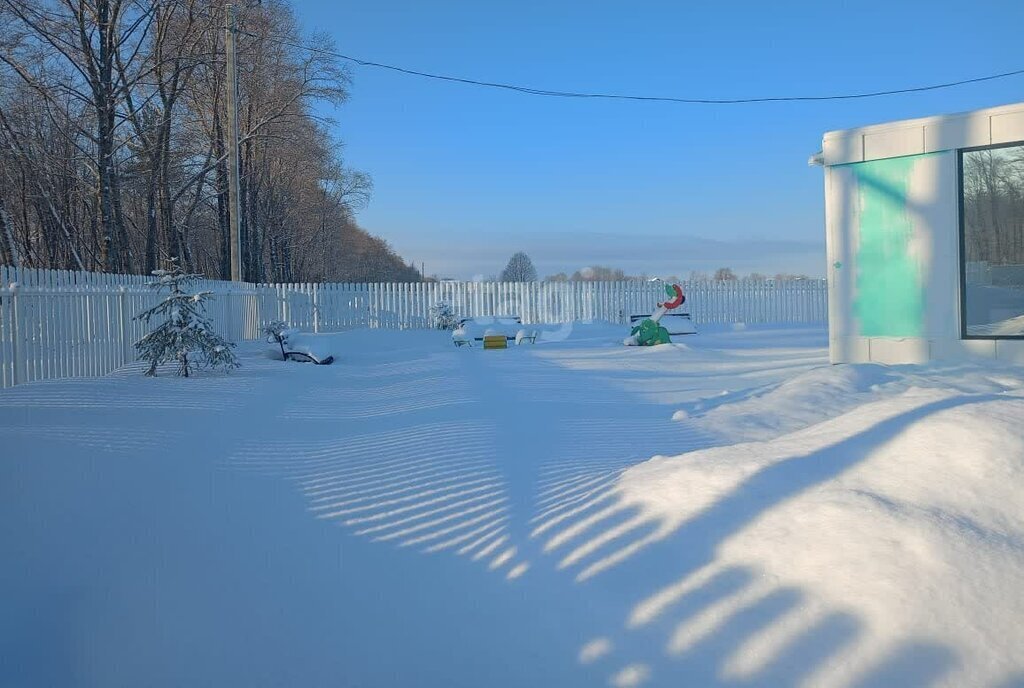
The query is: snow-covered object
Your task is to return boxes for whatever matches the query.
[263,322,335,364]
[278,331,336,364]
[453,317,537,345]
[458,316,521,338]
[625,283,695,346]
[430,301,459,330]
[627,313,697,339]
[134,262,237,377]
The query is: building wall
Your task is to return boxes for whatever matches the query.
[823,102,1024,364]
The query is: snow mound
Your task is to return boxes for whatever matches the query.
[618,389,1024,686]
[678,360,1024,443]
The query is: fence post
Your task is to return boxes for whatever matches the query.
[9,283,20,386]
[117,286,128,365]
[312,283,320,334]
[225,289,234,342]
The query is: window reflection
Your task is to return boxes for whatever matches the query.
[962,144,1024,337]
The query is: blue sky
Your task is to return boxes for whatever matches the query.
[293,0,1024,280]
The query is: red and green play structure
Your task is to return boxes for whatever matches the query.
[624,283,687,346]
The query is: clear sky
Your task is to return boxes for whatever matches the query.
[292,0,1024,280]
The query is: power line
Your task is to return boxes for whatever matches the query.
[246,32,1024,105]
[16,4,1024,103]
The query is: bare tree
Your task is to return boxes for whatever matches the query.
[963,146,1024,268]
[0,0,418,283]
[499,251,537,282]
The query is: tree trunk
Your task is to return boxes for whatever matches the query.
[0,196,19,267]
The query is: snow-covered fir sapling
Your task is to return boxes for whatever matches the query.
[430,301,459,330]
[134,260,239,377]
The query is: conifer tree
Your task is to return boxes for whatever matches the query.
[135,260,238,377]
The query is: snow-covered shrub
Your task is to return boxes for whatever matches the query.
[134,261,238,377]
[430,301,459,330]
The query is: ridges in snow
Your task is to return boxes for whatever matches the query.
[0,424,184,452]
[487,369,627,405]
[479,355,635,405]
[278,373,474,420]
[556,417,721,464]
[336,353,458,379]
[531,417,718,582]
[0,374,261,410]
[226,420,530,578]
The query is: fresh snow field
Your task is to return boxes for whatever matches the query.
[2,322,1023,687]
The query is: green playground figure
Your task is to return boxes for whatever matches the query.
[624,283,685,346]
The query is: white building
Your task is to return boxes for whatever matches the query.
[818,101,1024,364]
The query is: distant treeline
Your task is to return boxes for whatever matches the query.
[544,265,810,282]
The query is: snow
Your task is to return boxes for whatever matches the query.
[1,322,1023,687]
[616,390,1024,686]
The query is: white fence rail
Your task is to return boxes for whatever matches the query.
[0,267,827,388]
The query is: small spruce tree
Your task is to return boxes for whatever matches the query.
[135,260,239,377]
[430,301,459,330]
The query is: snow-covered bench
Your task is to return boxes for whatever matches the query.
[456,315,521,328]
[265,324,335,364]
[628,312,697,335]
[452,316,537,347]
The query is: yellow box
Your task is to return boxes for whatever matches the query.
[483,335,507,350]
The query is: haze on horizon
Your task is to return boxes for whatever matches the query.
[297,0,1024,280]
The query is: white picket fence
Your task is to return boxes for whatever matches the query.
[0,267,827,388]
[277,279,829,330]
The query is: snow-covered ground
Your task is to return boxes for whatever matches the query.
[2,322,1023,687]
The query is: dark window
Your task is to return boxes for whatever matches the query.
[960,142,1024,338]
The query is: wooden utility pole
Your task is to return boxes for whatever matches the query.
[224,4,243,281]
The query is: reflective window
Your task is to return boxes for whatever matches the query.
[961,143,1024,337]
